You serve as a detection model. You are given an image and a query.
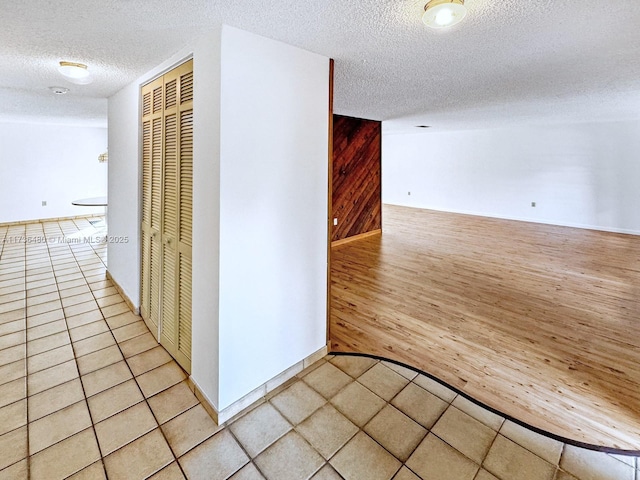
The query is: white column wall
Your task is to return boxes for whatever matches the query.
[107,84,142,306]
[191,28,223,410]
[218,26,329,410]
[107,25,329,412]
[107,30,223,407]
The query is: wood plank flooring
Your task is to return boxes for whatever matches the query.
[330,205,640,451]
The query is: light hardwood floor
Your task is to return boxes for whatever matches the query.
[330,205,640,452]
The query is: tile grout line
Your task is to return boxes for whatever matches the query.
[68,217,190,479]
[350,378,406,478]
[60,219,118,478]
[301,361,376,476]
[267,362,393,479]
[233,394,297,474]
[322,364,427,473]
[5,225,92,458]
[24,223,63,475]
[45,220,108,478]
[23,225,30,480]
[361,361,568,479]
[479,429,508,479]
[227,426,281,479]
[372,369,448,479]
[266,388,348,477]
[13,224,52,478]
[391,382,453,479]
[104,327,187,478]
[300,359,454,480]
[24,221,116,475]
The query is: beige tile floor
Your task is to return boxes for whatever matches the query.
[1,218,639,480]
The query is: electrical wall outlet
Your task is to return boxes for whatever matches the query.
[333,218,338,226]
[42,201,47,206]
[531,202,536,207]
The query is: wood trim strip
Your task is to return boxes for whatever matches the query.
[331,352,640,456]
[331,229,381,247]
[327,58,334,345]
[187,377,219,425]
[106,270,139,315]
[187,346,328,427]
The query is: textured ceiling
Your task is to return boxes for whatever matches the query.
[2,0,640,130]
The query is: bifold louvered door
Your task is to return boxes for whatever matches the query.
[140,60,193,373]
[141,77,164,338]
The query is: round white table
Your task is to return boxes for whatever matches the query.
[71,196,108,239]
[71,196,107,207]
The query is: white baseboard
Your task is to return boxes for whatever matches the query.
[189,344,328,426]
[384,203,640,236]
[0,214,104,228]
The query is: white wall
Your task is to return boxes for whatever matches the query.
[191,28,222,412]
[383,121,640,234]
[107,84,142,306]
[218,26,329,410]
[0,122,107,223]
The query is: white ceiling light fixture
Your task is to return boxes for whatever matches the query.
[423,0,467,29]
[58,61,93,85]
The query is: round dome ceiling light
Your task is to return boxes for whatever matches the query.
[58,61,93,85]
[49,86,70,95]
[423,0,467,29]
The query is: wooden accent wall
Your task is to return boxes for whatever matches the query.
[331,115,382,243]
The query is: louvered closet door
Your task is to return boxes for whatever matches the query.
[140,77,164,337]
[175,63,193,372]
[140,60,193,374]
[160,60,193,373]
